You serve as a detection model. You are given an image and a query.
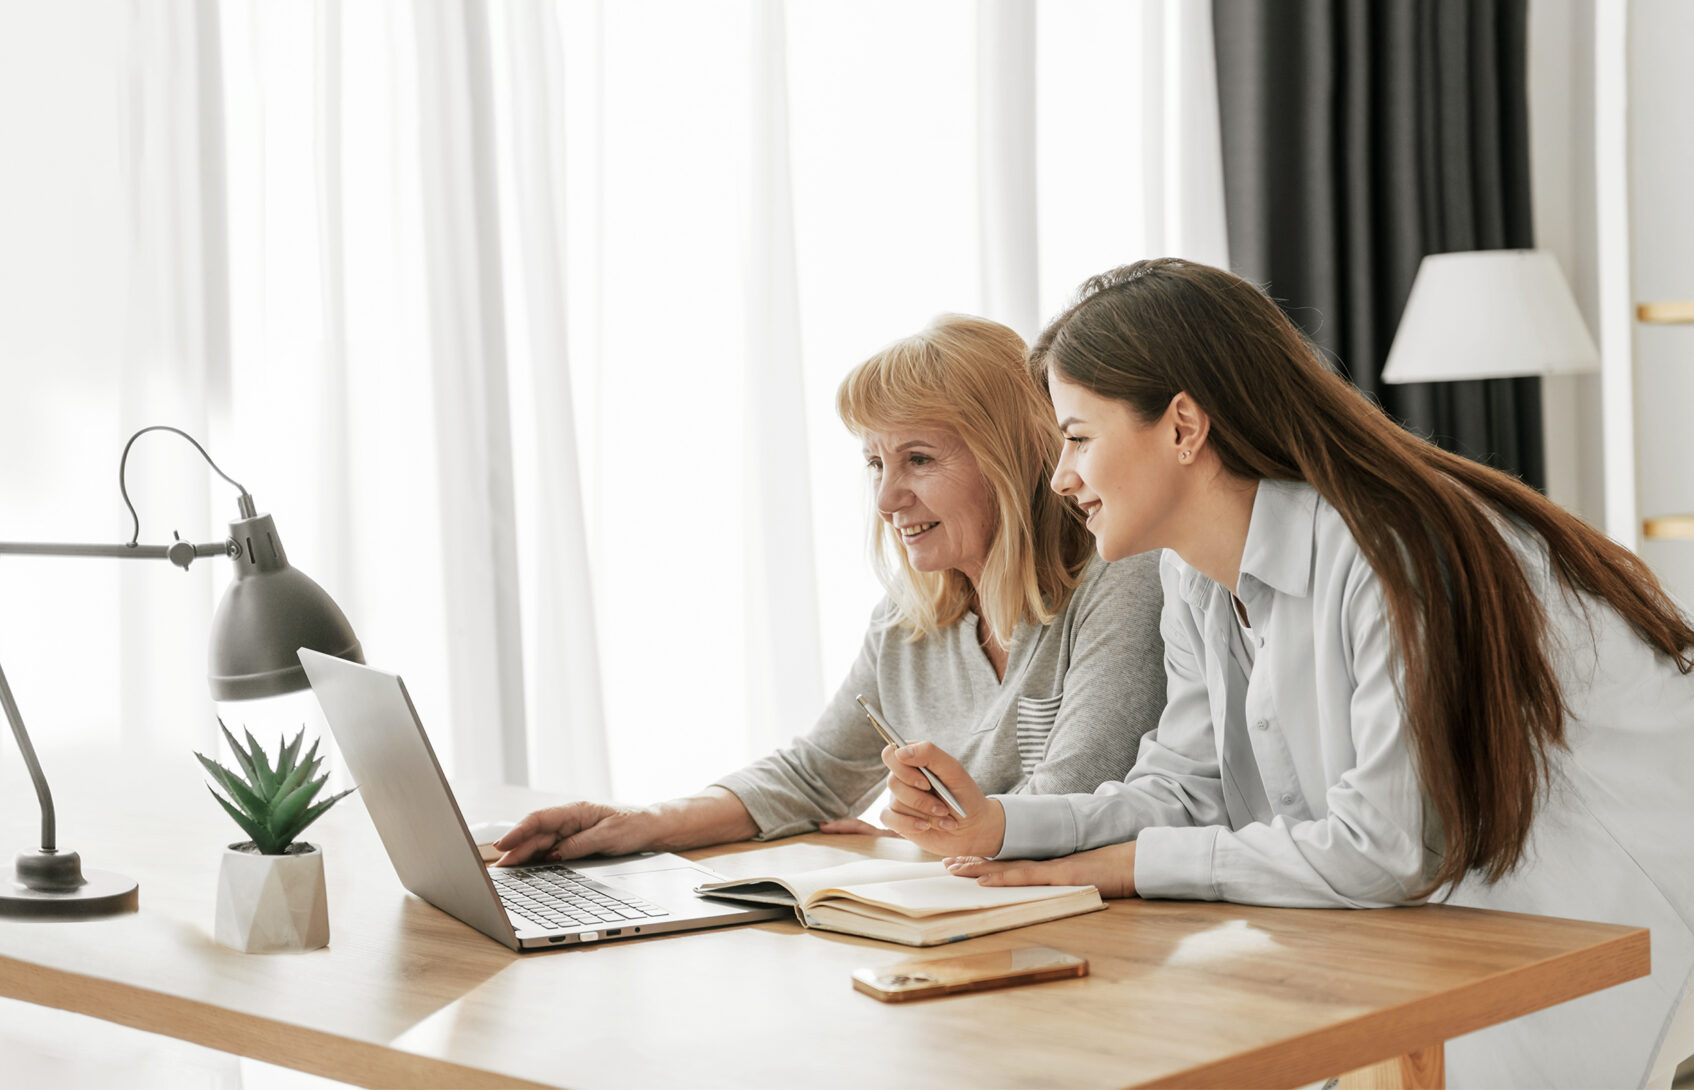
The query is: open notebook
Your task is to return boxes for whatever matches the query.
[696,858,1104,946]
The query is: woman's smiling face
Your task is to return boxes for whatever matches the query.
[863,425,997,584]
[1046,373,1185,562]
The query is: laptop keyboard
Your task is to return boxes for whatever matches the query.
[492,864,670,931]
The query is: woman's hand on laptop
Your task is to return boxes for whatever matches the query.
[491,787,761,866]
[491,803,652,866]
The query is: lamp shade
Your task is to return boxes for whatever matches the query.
[208,513,363,701]
[1382,250,1599,383]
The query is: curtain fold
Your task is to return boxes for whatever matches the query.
[1148,0,1231,267]
[310,0,354,609]
[494,0,611,797]
[1031,0,1229,324]
[408,1,529,787]
[1213,0,1543,489]
[744,0,825,758]
[976,0,1040,342]
[118,0,230,753]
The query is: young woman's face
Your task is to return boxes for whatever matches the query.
[863,425,997,582]
[1048,373,1184,562]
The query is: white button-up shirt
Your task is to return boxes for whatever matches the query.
[996,479,1694,1088]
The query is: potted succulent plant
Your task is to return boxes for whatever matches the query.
[196,721,355,953]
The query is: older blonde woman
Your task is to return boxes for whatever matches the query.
[493,315,1165,864]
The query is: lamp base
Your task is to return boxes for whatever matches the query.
[0,865,138,919]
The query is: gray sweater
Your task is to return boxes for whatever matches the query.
[715,552,1166,839]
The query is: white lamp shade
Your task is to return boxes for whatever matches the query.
[1381,250,1600,383]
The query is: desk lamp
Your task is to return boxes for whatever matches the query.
[1382,249,1599,383]
[0,425,363,918]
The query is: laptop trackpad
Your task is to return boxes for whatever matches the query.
[577,853,721,880]
[600,867,760,919]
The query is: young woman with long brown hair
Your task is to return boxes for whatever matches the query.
[878,260,1694,1088]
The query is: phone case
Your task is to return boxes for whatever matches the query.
[851,945,1087,1002]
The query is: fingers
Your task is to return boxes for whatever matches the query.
[890,742,984,810]
[881,792,956,833]
[886,772,954,823]
[491,812,543,851]
[491,810,565,867]
[493,833,559,867]
[491,803,610,865]
[945,857,1052,886]
[880,741,984,829]
[549,828,607,859]
[940,843,1139,897]
[878,743,930,789]
[879,804,931,839]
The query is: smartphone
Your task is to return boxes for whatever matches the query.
[855,694,968,819]
[852,945,1087,1003]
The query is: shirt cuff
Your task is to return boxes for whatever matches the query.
[707,776,810,841]
[1134,824,1221,900]
[992,794,1079,860]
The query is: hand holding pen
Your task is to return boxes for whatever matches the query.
[878,739,1007,860]
[855,695,968,818]
[857,695,1006,859]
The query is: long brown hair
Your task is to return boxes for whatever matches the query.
[1030,258,1694,892]
[838,314,1094,646]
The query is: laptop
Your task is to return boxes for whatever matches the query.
[298,649,787,951]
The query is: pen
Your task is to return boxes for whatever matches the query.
[855,694,969,820]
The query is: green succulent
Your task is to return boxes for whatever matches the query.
[196,720,356,855]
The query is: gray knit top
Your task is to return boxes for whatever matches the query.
[715,551,1166,839]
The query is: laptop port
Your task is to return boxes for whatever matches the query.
[606,929,622,936]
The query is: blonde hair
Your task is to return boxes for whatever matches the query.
[836,314,1093,645]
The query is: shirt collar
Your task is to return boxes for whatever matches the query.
[1237,479,1320,600]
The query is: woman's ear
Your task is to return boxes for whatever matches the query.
[1168,392,1210,463]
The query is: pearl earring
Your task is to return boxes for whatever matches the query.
[1179,450,1190,461]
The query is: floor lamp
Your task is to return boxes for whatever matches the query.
[0,426,363,918]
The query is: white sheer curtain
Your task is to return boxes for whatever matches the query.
[1,0,1225,809]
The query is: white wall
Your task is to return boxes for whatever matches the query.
[1628,0,1694,606]
[1530,0,1693,608]
[1528,0,1606,525]
[0,3,135,740]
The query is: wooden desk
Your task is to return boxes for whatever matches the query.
[0,754,1648,1089]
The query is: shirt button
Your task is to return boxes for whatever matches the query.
[1279,793,1295,805]
[1256,635,1266,648]
[1254,719,1269,732]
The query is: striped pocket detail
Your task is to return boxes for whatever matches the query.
[1015,694,1063,776]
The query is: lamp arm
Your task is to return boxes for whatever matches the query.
[0,658,58,851]
[0,539,237,569]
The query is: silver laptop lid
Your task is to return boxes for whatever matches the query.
[297,649,518,946]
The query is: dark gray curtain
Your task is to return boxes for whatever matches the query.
[1212,0,1543,489]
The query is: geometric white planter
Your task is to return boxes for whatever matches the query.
[214,842,329,954]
